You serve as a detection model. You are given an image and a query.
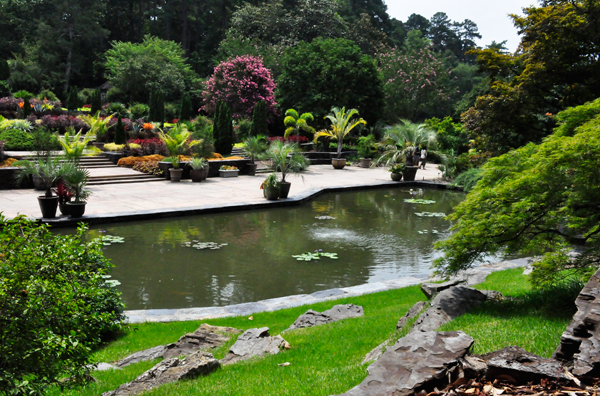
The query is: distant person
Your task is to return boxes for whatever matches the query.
[412,146,420,167]
[420,146,427,169]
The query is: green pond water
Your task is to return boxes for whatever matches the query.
[63,188,465,310]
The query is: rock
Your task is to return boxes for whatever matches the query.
[553,268,600,376]
[411,286,489,333]
[114,345,166,368]
[163,324,241,359]
[102,351,220,396]
[459,355,488,378]
[481,346,567,382]
[338,331,474,396]
[286,304,364,331]
[362,340,389,365]
[479,290,504,301]
[90,363,122,371]
[421,280,465,299]
[397,301,428,330]
[220,327,288,365]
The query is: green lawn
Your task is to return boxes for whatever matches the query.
[50,268,577,396]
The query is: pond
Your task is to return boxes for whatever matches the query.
[62,188,465,310]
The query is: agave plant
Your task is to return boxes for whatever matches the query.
[189,157,207,171]
[159,124,199,168]
[284,109,315,139]
[266,140,308,183]
[243,135,268,162]
[79,111,113,141]
[62,165,90,203]
[375,120,440,167]
[59,128,91,161]
[314,107,366,158]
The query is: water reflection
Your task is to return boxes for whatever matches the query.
[59,188,465,309]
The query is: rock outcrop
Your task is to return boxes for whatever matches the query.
[553,268,600,376]
[481,346,567,382]
[338,331,474,396]
[421,280,465,299]
[220,327,289,365]
[396,301,428,330]
[102,351,220,396]
[286,304,364,331]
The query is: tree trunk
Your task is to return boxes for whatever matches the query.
[337,140,343,158]
[181,0,188,52]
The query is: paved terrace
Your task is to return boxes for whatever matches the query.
[0,164,445,225]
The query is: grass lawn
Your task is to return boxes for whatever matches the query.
[50,268,577,396]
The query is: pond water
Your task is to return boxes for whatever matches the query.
[62,188,465,310]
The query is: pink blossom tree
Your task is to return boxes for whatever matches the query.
[202,55,277,119]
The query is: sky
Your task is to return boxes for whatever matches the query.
[386,0,538,52]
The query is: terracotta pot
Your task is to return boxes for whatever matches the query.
[190,170,203,182]
[67,202,86,218]
[390,172,402,181]
[360,158,371,168]
[38,196,59,218]
[332,158,346,169]
[247,163,258,176]
[279,182,291,198]
[169,168,183,182]
[264,187,280,200]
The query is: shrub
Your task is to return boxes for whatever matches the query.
[179,93,191,121]
[124,138,167,156]
[236,119,253,140]
[164,102,178,123]
[114,118,126,144]
[454,167,483,192]
[0,97,20,112]
[132,160,163,176]
[106,102,129,119]
[129,103,150,120]
[0,216,125,394]
[37,89,58,101]
[104,143,126,152]
[0,128,34,150]
[117,154,166,166]
[13,90,33,100]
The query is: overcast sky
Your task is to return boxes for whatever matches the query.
[386,0,538,52]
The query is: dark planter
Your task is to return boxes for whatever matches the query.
[264,187,280,200]
[390,172,402,181]
[402,166,419,181]
[32,175,46,191]
[332,158,347,169]
[59,203,71,216]
[169,168,183,182]
[159,161,174,180]
[67,202,86,218]
[38,196,59,218]
[360,158,372,168]
[279,181,291,198]
[190,170,203,182]
[247,163,258,176]
[201,165,209,180]
[105,152,125,164]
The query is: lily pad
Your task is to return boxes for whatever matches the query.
[415,212,447,218]
[404,199,436,204]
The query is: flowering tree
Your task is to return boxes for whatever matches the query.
[378,46,452,122]
[202,55,277,119]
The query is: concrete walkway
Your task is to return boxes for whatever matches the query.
[0,164,445,223]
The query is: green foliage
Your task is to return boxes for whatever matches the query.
[236,119,253,140]
[37,89,58,101]
[191,117,215,159]
[106,102,129,119]
[105,36,198,103]
[213,101,234,156]
[357,134,377,159]
[425,117,469,153]
[149,89,165,123]
[62,165,91,203]
[0,129,33,151]
[284,109,315,138]
[59,129,91,161]
[164,102,178,123]
[453,167,483,192]
[179,93,191,122]
[278,38,384,129]
[0,216,124,395]
[90,90,102,115]
[13,90,33,100]
[159,124,198,168]
[129,103,150,121]
[22,97,31,118]
[0,59,10,81]
[243,135,267,161]
[114,118,126,145]
[79,112,113,141]
[434,99,600,285]
[67,87,80,111]
[266,140,308,183]
[314,107,366,158]
[250,100,268,136]
[375,120,437,167]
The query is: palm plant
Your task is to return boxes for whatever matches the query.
[159,124,198,168]
[15,156,71,198]
[62,165,90,203]
[243,135,268,162]
[284,109,315,139]
[266,140,308,183]
[314,107,366,158]
[59,128,91,161]
[79,111,113,141]
[375,120,439,167]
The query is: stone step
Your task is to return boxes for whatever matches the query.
[82,164,119,169]
[88,178,165,186]
[89,174,159,181]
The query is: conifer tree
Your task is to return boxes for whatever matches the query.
[67,87,79,111]
[114,118,126,144]
[0,59,10,81]
[179,93,191,122]
[251,100,268,136]
[90,90,102,114]
[22,97,31,118]
[214,102,234,155]
[155,91,165,123]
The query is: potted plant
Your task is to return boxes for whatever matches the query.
[242,135,267,176]
[15,156,71,218]
[260,173,280,200]
[189,157,207,182]
[357,134,376,168]
[314,107,366,169]
[53,180,73,215]
[266,140,308,198]
[159,124,198,182]
[219,165,239,177]
[63,166,90,218]
[389,163,406,181]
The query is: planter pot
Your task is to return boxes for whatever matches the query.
[264,187,280,200]
[279,182,291,199]
[190,170,204,182]
[360,158,372,168]
[32,175,46,191]
[38,196,59,218]
[107,152,125,164]
[402,166,419,182]
[169,168,183,182]
[67,202,86,218]
[158,161,174,180]
[390,172,402,181]
[59,203,71,216]
[332,158,347,169]
[219,169,239,178]
[201,165,209,180]
[247,163,258,176]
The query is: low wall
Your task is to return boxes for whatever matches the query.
[0,167,31,190]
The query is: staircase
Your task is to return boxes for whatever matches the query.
[78,156,165,186]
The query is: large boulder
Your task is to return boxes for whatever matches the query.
[481,346,567,383]
[396,301,428,330]
[553,268,600,376]
[286,304,364,331]
[338,331,474,396]
[102,351,220,396]
[421,280,465,299]
[220,327,289,365]
[114,345,166,368]
[411,287,489,333]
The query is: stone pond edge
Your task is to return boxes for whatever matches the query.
[125,258,531,324]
